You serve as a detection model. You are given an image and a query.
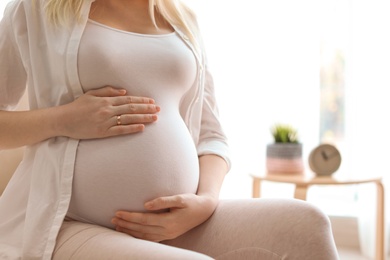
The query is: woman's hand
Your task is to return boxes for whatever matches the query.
[58,86,160,139]
[0,86,160,149]
[110,155,227,242]
[111,193,218,242]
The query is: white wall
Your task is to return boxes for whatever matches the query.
[186,0,321,198]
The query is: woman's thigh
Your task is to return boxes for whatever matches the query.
[53,219,212,260]
[163,198,339,260]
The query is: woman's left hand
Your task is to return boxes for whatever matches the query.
[111,193,218,242]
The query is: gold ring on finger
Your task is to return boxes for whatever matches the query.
[116,115,122,126]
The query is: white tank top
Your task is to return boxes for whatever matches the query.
[67,20,199,228]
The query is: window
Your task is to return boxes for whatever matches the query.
[319,0,348,144]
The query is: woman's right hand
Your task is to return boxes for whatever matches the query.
[59,86,160,140]
[0,86,158,149]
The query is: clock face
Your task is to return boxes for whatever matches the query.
[309,144,341,176]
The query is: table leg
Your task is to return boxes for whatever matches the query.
[375,181,385,260]
[252,178,261,198]
[294,184,308,200]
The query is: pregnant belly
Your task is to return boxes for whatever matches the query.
[67,117,199,229]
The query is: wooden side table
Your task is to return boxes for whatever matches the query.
[251,173,385,260]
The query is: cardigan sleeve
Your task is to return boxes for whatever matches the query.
[197,67,231,170]
[188,12,231,170]
[0,1,27,111]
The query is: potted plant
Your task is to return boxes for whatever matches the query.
[266,124,304,174]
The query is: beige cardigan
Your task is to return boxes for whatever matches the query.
[0,148,23,195]
[0,0,230,259]
[0,94,28,195]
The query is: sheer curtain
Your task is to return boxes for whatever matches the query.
[345,0,390,257]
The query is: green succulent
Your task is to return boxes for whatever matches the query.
[271,124,299,143]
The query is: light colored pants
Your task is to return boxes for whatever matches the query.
[53,198,339,260]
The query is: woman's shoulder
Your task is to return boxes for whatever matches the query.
[2,0,39,23]
[1,0,45,41]
[3,0,35,13]
[2,0,22,17]
[180,2,200,30]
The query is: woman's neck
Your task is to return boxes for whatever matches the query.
[90,0,173,35]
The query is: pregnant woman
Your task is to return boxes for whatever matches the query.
[67,14,201,227]
[0,0,339,259]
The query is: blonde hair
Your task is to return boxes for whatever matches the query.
[43,0,200,51]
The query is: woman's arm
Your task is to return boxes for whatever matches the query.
[0,86,160,150]
[111,154,228,242]
[197,69,231,169]
[0,6,160,150]
[196,154,228,205]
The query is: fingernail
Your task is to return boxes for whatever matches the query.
[111,218,117,225]
[156,106,161,112]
